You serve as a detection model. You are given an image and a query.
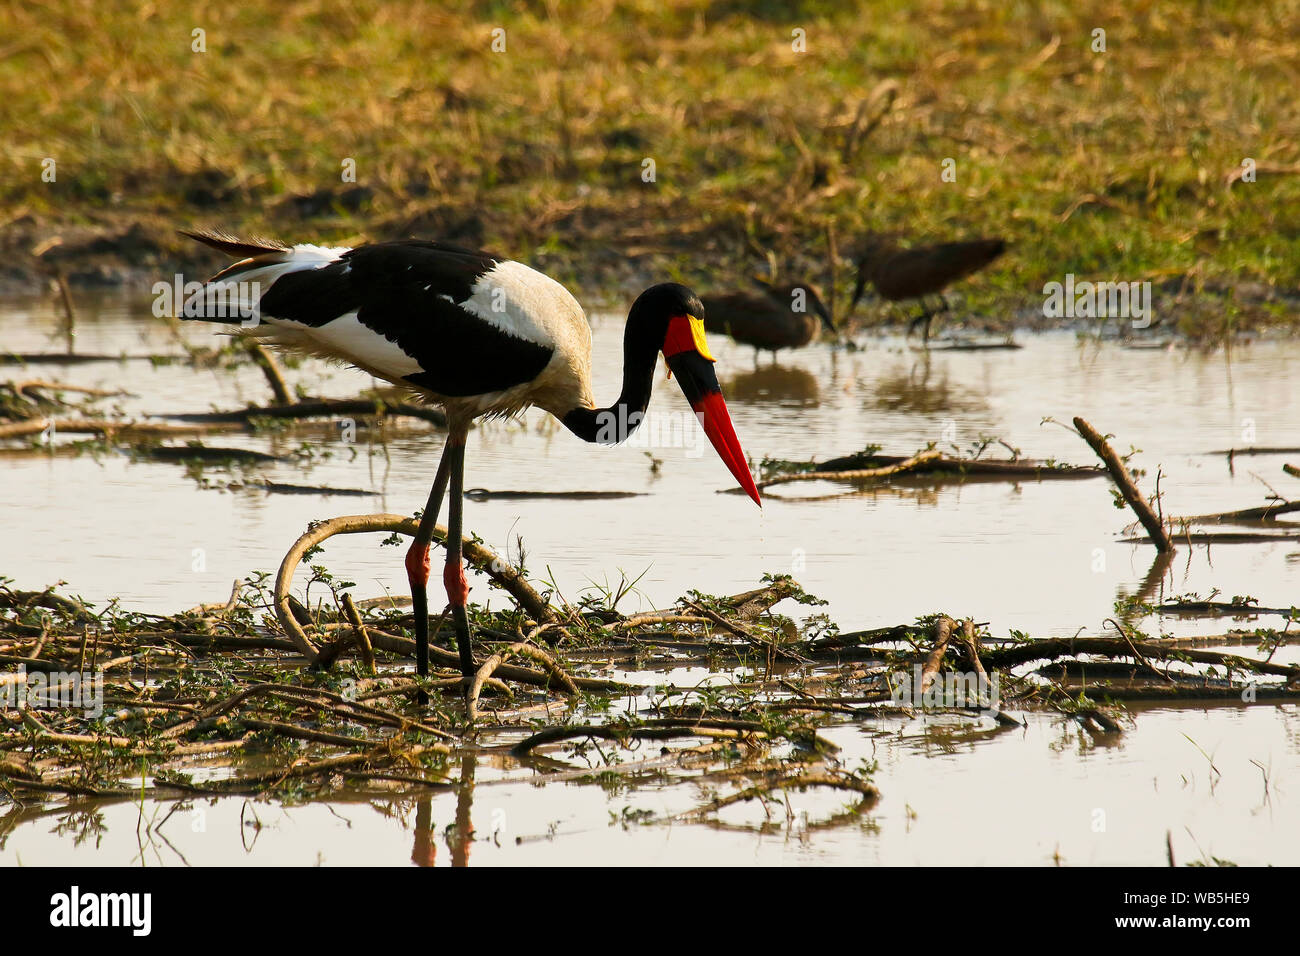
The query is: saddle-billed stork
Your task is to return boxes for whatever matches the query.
[849,235,1007,343]
[702,278,836,358]
[179,231,762,688]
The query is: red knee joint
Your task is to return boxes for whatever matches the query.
[443,558,469,607]
[405,542,431,588]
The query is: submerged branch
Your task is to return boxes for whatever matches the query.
[1074,416,1174,552]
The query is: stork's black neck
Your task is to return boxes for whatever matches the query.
[561,316,661,445]
[560,283,705,445]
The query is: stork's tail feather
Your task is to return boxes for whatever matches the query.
[180,229,290,260]
[176,230,350,324]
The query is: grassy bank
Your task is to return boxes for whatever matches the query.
[2,0,1298,333]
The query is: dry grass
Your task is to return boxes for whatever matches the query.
[2,0,1298,330]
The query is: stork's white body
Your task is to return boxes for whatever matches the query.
[189,241,596,424]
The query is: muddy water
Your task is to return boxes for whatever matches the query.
[1,289,1298,865]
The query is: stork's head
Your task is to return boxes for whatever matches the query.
[630,283,761,506]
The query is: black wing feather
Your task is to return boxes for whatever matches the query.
[257,240,555,397]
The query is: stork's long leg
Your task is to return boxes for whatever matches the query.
[405,435,453,706]
[443,427,474,678]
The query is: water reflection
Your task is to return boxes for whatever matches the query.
[449,751,476,867]
[866,354,985,414]
[410,750,476,867]
[411,797,435,866]
[1114,550,1175,626]
[723,365,820,406]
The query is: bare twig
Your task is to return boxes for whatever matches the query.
[760,449,942,490]
[467,638,577,721]
[1073,417,1174,552]
[920,616,955,693]
[273,513,558,662]
[246,342,295,405]
[340,593,376,673]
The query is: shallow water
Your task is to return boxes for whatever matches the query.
[1,289,1298,865]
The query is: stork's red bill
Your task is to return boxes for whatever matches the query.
[661,313,762,506]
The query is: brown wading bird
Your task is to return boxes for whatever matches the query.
[178,231,762,697]
[702,279,836,359]
[849,235,1007,343]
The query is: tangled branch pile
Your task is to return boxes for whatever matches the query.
[2,520,1296,821]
